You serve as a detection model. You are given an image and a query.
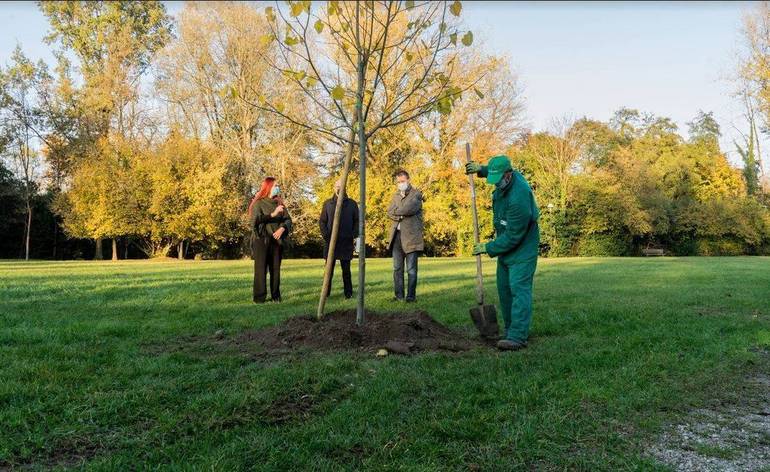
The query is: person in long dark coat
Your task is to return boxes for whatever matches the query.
[248,177,292,303]
[319,180,359,298]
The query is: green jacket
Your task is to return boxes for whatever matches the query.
[478,167,540,264]
[249,197,292,250]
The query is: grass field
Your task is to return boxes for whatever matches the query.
[1,257,769,470]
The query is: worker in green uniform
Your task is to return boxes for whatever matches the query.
[465,155,540,351]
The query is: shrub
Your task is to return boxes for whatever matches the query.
[576,233,631,256]
[695,238,746,256]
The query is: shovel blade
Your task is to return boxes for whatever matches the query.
[469,304,499,339]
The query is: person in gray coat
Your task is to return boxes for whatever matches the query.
[387,169,424,302]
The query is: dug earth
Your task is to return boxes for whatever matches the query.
[235,310,486,356]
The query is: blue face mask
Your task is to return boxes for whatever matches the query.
[270,185,280,197]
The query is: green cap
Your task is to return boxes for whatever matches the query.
[486,155,513,184]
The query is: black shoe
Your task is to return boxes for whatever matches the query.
[393,296,405,302]
[496,339,527,351]
[270,297,282,303]
[344,294,353,299]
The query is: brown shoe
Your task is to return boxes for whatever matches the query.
[496,339,527,351]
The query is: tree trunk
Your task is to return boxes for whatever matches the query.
[355,29,367,326]
[317,127,357,319]
[95,238,103,260]
[24,202,32,261]
[112,238,118,261]
[752,110,766,188]
[178,240,185,260]
[52,222,58,260]
[124,239,129,259]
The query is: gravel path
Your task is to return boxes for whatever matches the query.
[649,375,770,471]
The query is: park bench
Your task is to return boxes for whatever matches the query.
[641,247,665,256]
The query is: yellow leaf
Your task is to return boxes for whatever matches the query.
[290,2,305,17]
[314,19,325,33]
[474,87,484,99]
[265,6,275,22]
[405,0,415,9]
[331,85,345,100]
[461,31,473,46]
[449,32,457,46]
[437,97,452,115]
[450,1,462,16]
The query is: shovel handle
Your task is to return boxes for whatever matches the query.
[465,143,484,306]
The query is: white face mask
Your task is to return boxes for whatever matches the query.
[270,185,280,197]
[397,182,409,192]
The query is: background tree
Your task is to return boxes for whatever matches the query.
[40,0,172,259]
[155,1,317,256]
[0,47,47,260]
[144,131,242,259]
[740,2,770,190]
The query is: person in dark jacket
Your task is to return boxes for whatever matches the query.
[387,169,424,302]
[319,180,359,298]
[248,177,292,303]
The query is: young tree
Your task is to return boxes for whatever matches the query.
[252,0,476,322]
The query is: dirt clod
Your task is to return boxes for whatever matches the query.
[235,310,481,356]
[385,340,414,354]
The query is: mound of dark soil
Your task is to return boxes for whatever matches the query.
[236,310,482,355]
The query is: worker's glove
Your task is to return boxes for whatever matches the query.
[472,242,487,255]
[465,161,482,175]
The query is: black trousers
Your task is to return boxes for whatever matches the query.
[326,259,353,298]
[253,238,282,303]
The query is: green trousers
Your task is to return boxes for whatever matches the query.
[496,257,537,343]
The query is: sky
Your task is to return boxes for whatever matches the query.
[0,1,757,162]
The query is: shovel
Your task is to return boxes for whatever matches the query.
[465,143,499,340]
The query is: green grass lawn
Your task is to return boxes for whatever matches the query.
[1,257,769,470]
